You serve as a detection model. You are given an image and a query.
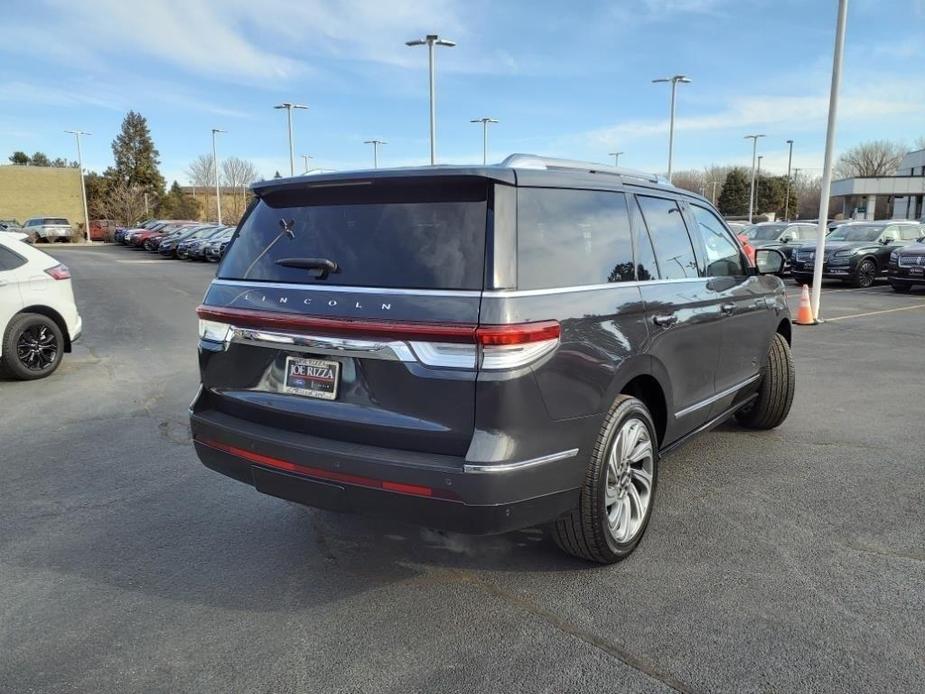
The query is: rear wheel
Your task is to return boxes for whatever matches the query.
[552,395,659,564]
[735,333,794,430]
[851,258,877,288]
[1,313,64,380]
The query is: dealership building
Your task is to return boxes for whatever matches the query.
[830,149,925,221]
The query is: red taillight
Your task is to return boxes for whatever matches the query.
[476,321,560,345]
[196,437,454,499]
[45,264,71,280]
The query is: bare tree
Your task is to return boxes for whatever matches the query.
[671,169,706,196]
[834,140,906,178]
[914,136,925,151]
[221,156,260,222]
[185,154,215,219]
[100,182,147,226]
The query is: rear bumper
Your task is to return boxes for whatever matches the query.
[189,408,582,535]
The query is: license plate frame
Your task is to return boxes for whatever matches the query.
[910,267,924,276]
[284,356,340,400]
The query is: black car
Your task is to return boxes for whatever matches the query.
[743,221,818,271]
[158,225,220,257]
[888,236,925,292]
[791,221,924,288]
[190,155,794,564]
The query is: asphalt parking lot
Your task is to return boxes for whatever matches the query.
[2,245,924,694]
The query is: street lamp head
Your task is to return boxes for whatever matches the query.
[744,134,766,140]
[786,139,794,144]
[274,102,308,110]
[435,39,456,47]
[363,140,387,145]
[407,35,455,47]
[405,39,426,46]
[470,117,499,124]
[675,75,692,83]
[212,128,227,134]
[65,130,92,136]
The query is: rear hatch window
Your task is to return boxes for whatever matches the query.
[219,177,488,290]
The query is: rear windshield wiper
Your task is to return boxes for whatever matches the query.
[275,257,339,279]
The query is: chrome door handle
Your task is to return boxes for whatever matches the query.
[720,302,735,315]
[652,314,678,327]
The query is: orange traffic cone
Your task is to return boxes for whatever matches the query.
[794,284,815,325]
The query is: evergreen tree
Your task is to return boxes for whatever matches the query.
[717,168,750,216]
[8,151,30,165]
[109,111,166,201]
[158,181,201,220]
[30,152,51,167]
[273,170,282,179]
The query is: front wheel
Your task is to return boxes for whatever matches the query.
[735,333,795,430]
[1,313,64,380]
[552,395,659,564]
[851,258,877,288]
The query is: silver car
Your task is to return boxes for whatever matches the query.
[22,217,73,243]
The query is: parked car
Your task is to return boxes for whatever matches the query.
[203,228,236,262]
[887,232,925,292]
[158,225,221,258]
[741,221,818,271]
[0,234,82,379]
[0,219,22,232]
[22,217,72,243]
[176,226,228,259]
[190,154,794,564]
[791,220,923,287]
[89,219,118,242]
[185,226,232,260]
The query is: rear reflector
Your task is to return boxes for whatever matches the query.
[196,436,456,500]
[44,264,71,280]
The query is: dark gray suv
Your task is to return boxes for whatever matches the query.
[190,155,794,564]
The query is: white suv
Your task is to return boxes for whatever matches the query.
[0,234,82,379]
[22,217,73,243]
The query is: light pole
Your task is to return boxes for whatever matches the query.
[784,139,794,220]
[301,154,313,173]
[651,75,691,183]
[744,134,765,223]
[469,118,498,165]
[756,155,763,216]
[65,130,91,243]
[711,179,719,205]
[792,167,802,218]
[406,34,456,165]
[811,0,849,322]
[363,140,387,169]
[273,102,308,176]
[609,151,624,166]
[211,128,226,224]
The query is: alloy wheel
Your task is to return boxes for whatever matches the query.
[15,324,58,371]
[604,417,655,543]
[857,260,875,288]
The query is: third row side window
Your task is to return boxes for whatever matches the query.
[517,188,636,289]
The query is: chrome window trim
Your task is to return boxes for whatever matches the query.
[483,277,708,298]
[463,448,580,474]
[674,374,761,419]
[211,278,481,297]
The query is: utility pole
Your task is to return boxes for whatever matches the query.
[406,34,456,164]
[744,134,765,223]
[784,139,795,220]
[65,130,92,243]
[711,179,719,205]
[811,0,849,323]
[792,167,802,218]
[756,155,763,216]
[469,118,498,165]
[211,128,226,224]
[273,102,309,176]
[363,140,387,169]
[652,75,691,182]
[302,154,313,173]
[609,151,624,166]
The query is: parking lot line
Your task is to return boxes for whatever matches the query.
[825,303,925,322]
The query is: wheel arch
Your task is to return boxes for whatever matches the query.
[776,319,792,345]
[19,305,72,352]
[617,371,668,448]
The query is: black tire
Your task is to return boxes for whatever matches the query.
[890,282,911,293]
[0,313,64,380]
[735,333,794,430]
[851,258,877,288]
[552,395,659,564]
[793,273,812,286]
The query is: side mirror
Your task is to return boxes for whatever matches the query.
[754,248,785,275]
[881,237,895,245]
[780,236,791,243]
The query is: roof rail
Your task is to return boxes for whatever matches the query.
[500,153,665,185]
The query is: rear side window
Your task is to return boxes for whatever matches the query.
[219,179,488,290]
[517,188,635,289]
[0,245,27,271]
[46,218,69,225]
[900,225,922,240]
[637,196,699,279]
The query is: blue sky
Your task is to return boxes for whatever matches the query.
[2,0,923,185]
